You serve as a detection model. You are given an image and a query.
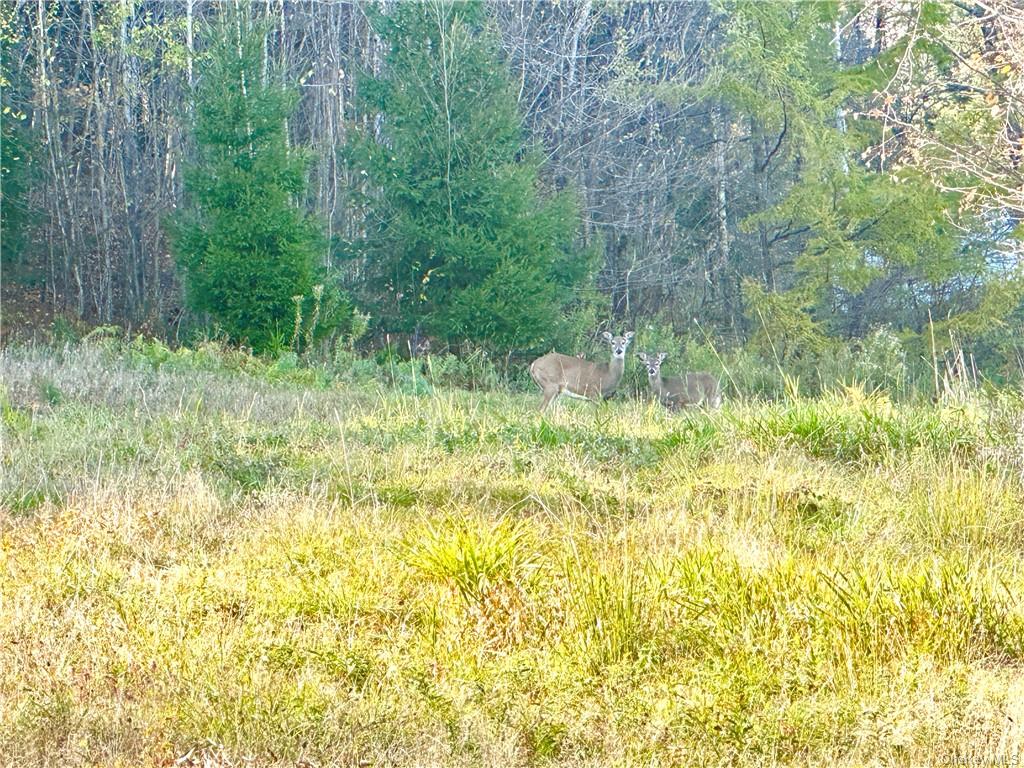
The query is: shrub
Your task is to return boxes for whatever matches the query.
[425,349,502,391]
[852,325,909,394]
[719,346,783,399]
[330,349,382,387]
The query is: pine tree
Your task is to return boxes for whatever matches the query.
[169,15,324,352]
[347,0,594,352]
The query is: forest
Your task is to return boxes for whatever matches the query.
[2,0,1023,390]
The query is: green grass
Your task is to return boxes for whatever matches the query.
[3,343,1024,766]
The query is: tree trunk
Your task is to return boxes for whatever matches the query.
[713,104,730,311]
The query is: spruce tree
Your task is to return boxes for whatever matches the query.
[348,0,593,352]
[169,16,322,352]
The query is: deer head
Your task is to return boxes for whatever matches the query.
[637,351,667,379]
[602,330,635,361]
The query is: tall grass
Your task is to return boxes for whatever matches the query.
[3,342,1024,766]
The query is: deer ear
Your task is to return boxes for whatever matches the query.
[637,352,647,362]
[624,331,635,341]
[657,352,667,362]
[601,331,612,341]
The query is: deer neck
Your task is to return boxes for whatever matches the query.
[648,372,665,395]
[601,355,625,391]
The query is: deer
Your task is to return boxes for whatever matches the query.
[529,331,635,411]
[637,351,722,410]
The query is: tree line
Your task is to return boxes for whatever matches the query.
[2,1,1023,375]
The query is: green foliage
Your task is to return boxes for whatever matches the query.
[565,551,666,670]
[0,116,30,273]
[49,316,82,347]
[425,349,502,391]
[0,20,33,283]
[715,1,839,132]
[124,335,333,388]
[168,15,337,353]
[346,0,595,352]
[742,279,829,362]
[782,160,1020,340]
[402,513,539,607]
[735,388,983,462]
[851,326,909,393]
[385,359,433,396]
[31,375,63,407]
[329,348,382,387]
[710,1,1023,359]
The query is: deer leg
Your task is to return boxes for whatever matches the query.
[539,386,559,412]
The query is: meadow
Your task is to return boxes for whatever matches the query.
[4,339,1024,766]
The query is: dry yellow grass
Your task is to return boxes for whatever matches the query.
[3,343,1024,766]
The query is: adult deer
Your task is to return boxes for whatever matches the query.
[637,352,721,410]
[529,331,634,411]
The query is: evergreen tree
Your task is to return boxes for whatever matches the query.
[347,0,594,352]
[0,104,31,283]
[0,26,33,285]
[169,15,325,352]
[713,1,1022,351]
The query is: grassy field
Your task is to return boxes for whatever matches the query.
[4,341,1024,766]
